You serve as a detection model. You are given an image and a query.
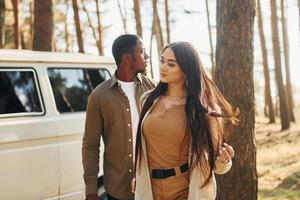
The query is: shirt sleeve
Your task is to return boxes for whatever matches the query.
[82,92,102,195]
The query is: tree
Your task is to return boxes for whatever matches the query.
[152,0,164,55]
[270,0,290,130]
[164,0,170,43]
[117,0,127,33]
[257,0,275,123]
[64,0,70,52]
[95,0,104,55]
[11,0,19,49]
[280,0,295,122]
[72,0,84,53]
[133,0,142,37]
[215,0,257,199]
[0,0,4,48]
[33,0,53,51]
[205,0,215,81]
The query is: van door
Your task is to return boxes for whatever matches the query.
[47,67,110,199]
[0,69,59,200]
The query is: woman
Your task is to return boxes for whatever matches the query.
[132,42,239,200]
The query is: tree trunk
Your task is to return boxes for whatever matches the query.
[29,2,33,49]
[205,0,215,81]
[95,0,104,55]
[117,0,127,33]
[33,0,53,51]
[150,17,155,78]
[133,0,142,37]
[0,0,5,48]
[164,0,170,43]
[72,0,84,53]
[82,0,98,51]
[215,0,257,200]
[257,0,275,123]
[270,0,290,130]
[65,0,70,52]
[11,0,19,49]
[152,0,164,55]
[280,0,295,122]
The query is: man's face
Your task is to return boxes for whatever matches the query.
[130,39,149,73]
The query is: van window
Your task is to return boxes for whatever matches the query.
[48,68,110,113]
[0,70,43,115]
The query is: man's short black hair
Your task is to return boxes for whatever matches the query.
[112,34,140,66]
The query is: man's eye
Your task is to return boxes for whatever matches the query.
[169,63,175,67]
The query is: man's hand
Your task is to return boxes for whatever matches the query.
[216,143,234,164]
[131,178,136,193]
[86,194,99,200]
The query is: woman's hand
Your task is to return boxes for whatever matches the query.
[131,178,136,193]
[216,143,234,164]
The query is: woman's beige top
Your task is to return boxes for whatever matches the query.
[143,95,191,169]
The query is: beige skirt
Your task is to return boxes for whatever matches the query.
[150,170,189,200]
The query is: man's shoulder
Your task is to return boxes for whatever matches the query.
[139,74,156,88]
[90,78,113,97]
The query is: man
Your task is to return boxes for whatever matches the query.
[82,34,155,200]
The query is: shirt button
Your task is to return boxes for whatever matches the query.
[126,108,130,112]
[129,154,132,157]
[129,169,132,173]
[128,124,131,127]
[128,139,132,142]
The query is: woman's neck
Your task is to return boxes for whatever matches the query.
[166,82,187,97]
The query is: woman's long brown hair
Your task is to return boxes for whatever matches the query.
[135,42,239,187]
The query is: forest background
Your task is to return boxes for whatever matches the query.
[1,0,299,199]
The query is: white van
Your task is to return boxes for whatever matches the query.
[0,50,116,200]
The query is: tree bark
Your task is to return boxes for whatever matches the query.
[215,0,257,199]
[152,0,164,55]
[11,0,19,49]
[280,0,295,122]
[270,0,290,129]
[72,0,84,53]
[257,0,275,123]
[33,0,53,51]
[205,0,215,81]
[0,0,4,48]
[164,0,170,43]
[29,2,34,49]
[133,0,143,37]
[95,0,104,55]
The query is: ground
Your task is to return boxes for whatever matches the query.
[257,117,300,200]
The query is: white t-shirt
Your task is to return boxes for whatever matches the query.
[118,80,139,163]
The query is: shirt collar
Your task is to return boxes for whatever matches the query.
[109,71,143,88]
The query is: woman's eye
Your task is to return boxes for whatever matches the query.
[168,63,175,67]
[160,59,164,64]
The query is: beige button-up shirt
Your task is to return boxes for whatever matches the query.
[82,73,155,199]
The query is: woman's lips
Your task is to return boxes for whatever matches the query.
[160,72,166,76]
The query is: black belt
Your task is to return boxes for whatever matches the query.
[151,163,189,179]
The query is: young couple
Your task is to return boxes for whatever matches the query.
[82,34,238,200]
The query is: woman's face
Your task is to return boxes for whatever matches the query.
[159,47,186,85]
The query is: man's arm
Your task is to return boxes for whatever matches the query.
[82,92,102,197]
